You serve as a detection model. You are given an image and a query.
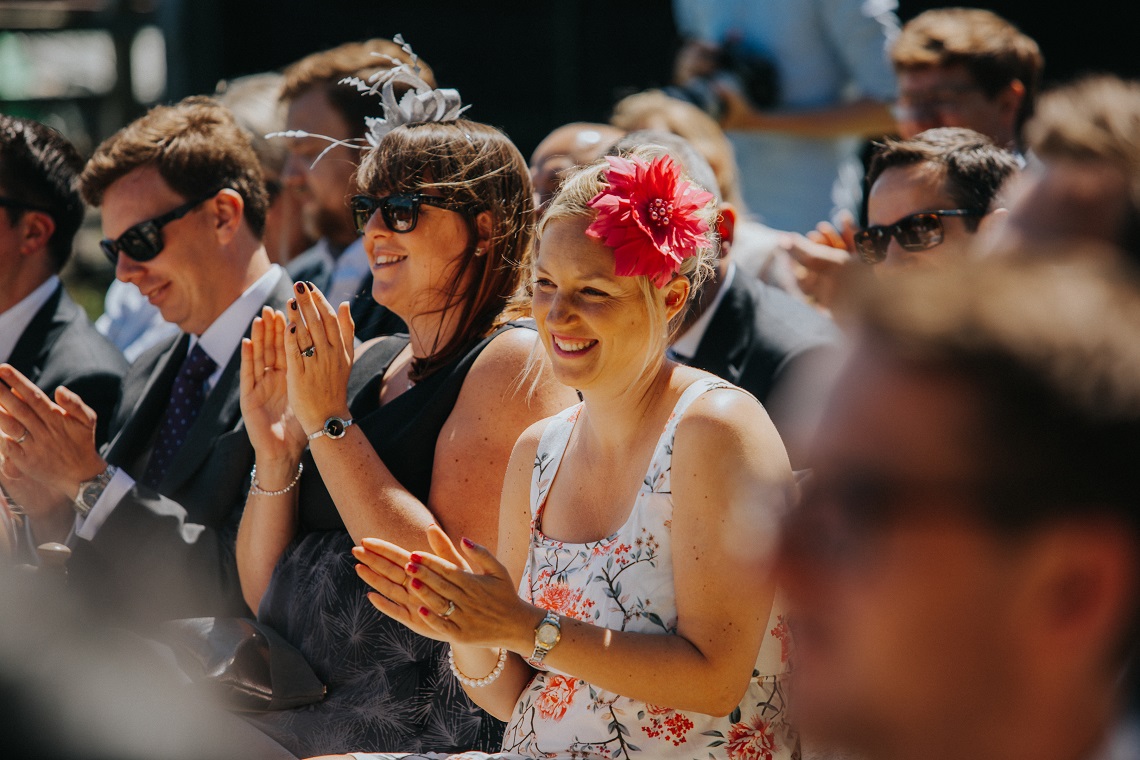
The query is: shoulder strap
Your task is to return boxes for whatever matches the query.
[529,404,582,519]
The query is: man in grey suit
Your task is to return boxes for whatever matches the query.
[0,115,127,448]
[0,97,291,623]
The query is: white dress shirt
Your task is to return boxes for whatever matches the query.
[75,265,285,541]
[669,262,736,362]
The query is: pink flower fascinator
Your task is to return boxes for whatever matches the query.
[585,154,715,288]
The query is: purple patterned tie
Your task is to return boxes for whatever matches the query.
[141,343,217,489]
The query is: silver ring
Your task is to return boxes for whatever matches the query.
[302,346,316,358]
[13,430,28,445]
[440,600,456,619]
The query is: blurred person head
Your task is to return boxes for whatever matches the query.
[858,127,1020,269]
[529,122,625,210]
[891,8,1043,149]
[216,71,313,265]
[992,75,1140,265]
[354,118,534,380]
[778,255,1140,760]
[0,115,85,312]
[79,96,270,336]
[280,39,435,249]
[532,151,719,392]
[610,89,746,209]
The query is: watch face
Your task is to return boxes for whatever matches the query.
[325,418,346,438]
[536,622,560,647]
[81,485,101,507]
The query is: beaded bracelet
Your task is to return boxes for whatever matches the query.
[248,462,304,497]
[448,646,508,688]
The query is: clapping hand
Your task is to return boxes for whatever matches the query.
[240,306,306,462]
[354,524,532,650]
[282,282,355,436]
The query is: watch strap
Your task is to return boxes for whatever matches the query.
[527,611,562,667]
[307,416,355,441]
[73,465,119,517]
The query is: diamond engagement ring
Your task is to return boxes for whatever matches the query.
[302,346,316,358]
[441,600,456,618]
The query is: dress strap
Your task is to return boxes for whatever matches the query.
[528,403,583,520]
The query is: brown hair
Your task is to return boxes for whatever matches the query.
[79,96,268,236]
[892,8,1044,134]
[281,39,436,140]
[357,119,534,381]
[610,89,745,209]
[865,127,1021,229]
[1026,75,1140,256]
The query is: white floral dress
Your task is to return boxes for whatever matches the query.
[351,377,797,760]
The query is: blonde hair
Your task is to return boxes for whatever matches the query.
[525,149,719,389]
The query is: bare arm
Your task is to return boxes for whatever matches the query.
[363,388,793,717]
[719,88,896,139]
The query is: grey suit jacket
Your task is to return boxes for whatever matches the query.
[6,284,127,446]
[68,275,294,624]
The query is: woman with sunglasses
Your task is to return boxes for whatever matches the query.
[333,150,798,760]
[234,114,578,756]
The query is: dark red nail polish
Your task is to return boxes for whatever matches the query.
[306,281,315,291]
[289,324,296,333]
[409,553,423,564]
[295,282,305,294]
[419,606,430,616]
[462,537,475,549]
[289,299,297,310]
[410,578,423,590]
[406,563,419,574]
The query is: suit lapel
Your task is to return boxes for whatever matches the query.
[689,274,756,384]
[155,275,294,493]
[6,284,67,384]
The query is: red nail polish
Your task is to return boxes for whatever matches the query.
[409,553,423,564]
[419,606,430,616]
[295,282,305,294]
[462,537,475,548]
[289,324,296,333]
[290,299,297,310]
[406,563,419,574]
[410,578,423,590]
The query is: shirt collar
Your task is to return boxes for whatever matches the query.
[191,265,284,380]
[670,262,736,361]
[0,276,61,364]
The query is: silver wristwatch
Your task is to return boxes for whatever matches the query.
[527,611,562,667]
[74,465,119,517]
[306,416,355,442]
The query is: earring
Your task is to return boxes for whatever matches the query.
[474,246,485,256]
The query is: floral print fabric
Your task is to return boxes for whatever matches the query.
[350,378,798,760]
[500,377,798,759]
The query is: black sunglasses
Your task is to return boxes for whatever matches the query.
[350,193,475,235]
[99,190,221,265]
[854,209,983,264]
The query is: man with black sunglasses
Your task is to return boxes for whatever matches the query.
[0,97,292,624]
[857,127,1019,269]
[0,115,127,451]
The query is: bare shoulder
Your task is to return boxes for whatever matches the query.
[672,379,791,485]
[461,327,576,417]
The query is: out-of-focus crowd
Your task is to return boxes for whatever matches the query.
[2,4,1139,760]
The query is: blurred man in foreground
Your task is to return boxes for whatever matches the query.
[779,255,1140,760]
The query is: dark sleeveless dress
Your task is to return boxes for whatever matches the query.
[243,328,515,757]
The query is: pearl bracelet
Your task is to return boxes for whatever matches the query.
[249,463,304,497]
[448,646,508,688]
